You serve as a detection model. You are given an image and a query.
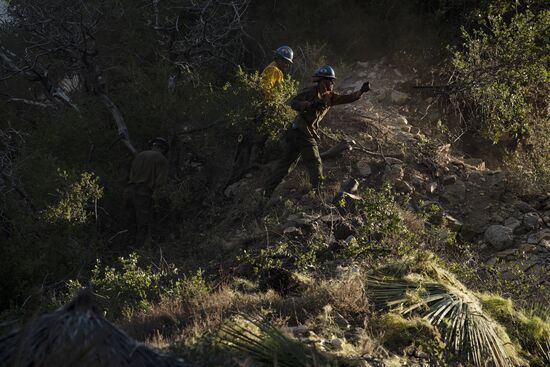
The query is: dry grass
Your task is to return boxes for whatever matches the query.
[125,271,369,351]
[126,287,277,343]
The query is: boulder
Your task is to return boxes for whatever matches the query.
[484,225,514,250]
[528,229,550,244]
[523,212,541,229]
[504,216,521,232]
[440,180,466,204]
[442,175,458,186]
[491,214,504,223]
[514,200,536,213]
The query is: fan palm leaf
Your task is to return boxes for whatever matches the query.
[0,289,185,367]
[534,336,550,365]
[367,273,522,367]
[217,314,324,367]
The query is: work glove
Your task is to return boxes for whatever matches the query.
[360,81,371,93]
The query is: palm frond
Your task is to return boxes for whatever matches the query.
[0,289,185,367]
[534,336,550,365]
[217,314,324,367]
[367,274,522,367]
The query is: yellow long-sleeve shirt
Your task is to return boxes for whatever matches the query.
[260,61,284,98]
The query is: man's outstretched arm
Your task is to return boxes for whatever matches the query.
[330,82,370,106]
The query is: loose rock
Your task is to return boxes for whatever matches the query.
[523,212,541,229]
[484,225,514,250]
[504,216,521,231]
[384,164,404,182]
[440,180,466,204]
[442,175,458,186]
[355,160,372,177]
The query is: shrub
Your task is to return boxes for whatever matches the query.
[505,116,550,193]
[238,239,325,275]
[452,7,549,142]
[221,67,299,140]
[67,253,192,319]
[43,170,103,224]
[344,185,410,259]
[451,3,549,193]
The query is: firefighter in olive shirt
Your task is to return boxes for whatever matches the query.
[263,65,370,198]
[124,137,169,246]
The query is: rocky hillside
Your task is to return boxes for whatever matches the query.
[114,56,548,366]
[219,57,550,297]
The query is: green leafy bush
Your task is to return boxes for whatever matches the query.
[344,185,409,259]
[452,4,549,192]
[505,117,550,193]
[222,67,299,140]
[68,253,186,319]
[43,170,103,224]
[452,7,549,141]
[238,239,324,275]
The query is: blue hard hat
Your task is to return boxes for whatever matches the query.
[274,46,294,63]
[313,65,336,79]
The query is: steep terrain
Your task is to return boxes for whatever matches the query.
[215,57,549,297]
[112,57,549,366]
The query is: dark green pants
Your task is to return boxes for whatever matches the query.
[124,183,153,246]
[226,130,267,188]
[264,128,322,196]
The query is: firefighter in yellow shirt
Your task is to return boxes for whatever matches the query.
[260,46,293,98]
[226,46,294,190]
